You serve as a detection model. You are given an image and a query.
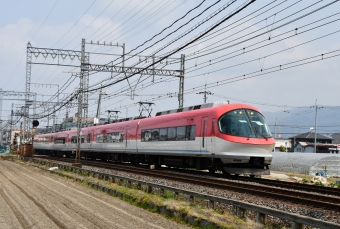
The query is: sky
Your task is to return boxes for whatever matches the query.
[1,0,340,132]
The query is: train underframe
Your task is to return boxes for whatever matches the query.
[34,149,270,177]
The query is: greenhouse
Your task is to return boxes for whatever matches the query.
[270,152,340,177]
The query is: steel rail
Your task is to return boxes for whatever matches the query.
[33,156,340,211]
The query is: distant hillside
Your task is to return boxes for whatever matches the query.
[262,107,340,138]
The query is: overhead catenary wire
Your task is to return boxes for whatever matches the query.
[62,0,116,49]
[51,0,98,48]
[99,50,340,112]
[31,0,181,102]
[87,0,255,93]
[76,0,245,95]
[97,22,340,109]
[24,0,340,127]
[2,0,60,89]
[29,0,256,119]
[185,0,329,59]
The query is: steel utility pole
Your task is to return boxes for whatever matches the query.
[274,118,277,152]
[197,91,213,103]
[179,54,185,108]
[75,38,88,167]
[9,104,13,144]
[314,99,318,153]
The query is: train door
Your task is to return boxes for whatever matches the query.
[125,126,129,153]
[89,129,94,151]
[66,134,69,151]
[210,118,215,155]
[200,116,208,155]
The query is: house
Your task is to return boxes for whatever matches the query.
[273,138,292,152]
[289,132,333,153]
[331,133,340,144]
[294,142,337,153]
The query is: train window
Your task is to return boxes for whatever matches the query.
[246,110,272,138]
[176,126,186,140]
[219,110,256,138]
[87,133,91,143]
[72,136,85,143]
[186,125,196,140]
[159,128,167,141]
[141,125,196,142]
[167,127,176,140]
[218,109,272,138]
[141,130,151,142]
[96,134,107,143]
[106,132,124,143]
[151,129,159,141]
[55,138,65,144]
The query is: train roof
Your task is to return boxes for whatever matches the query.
[155,101,230,116]
[35,102,261,136]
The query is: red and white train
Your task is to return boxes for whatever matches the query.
[34,102,274,176]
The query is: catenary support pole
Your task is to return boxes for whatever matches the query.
[314,99,318,153]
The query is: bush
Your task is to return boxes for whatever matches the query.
[279,145,286,152]
[314,181,324,186]
[302,178,309,184]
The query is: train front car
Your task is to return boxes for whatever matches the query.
[215,104,274,176]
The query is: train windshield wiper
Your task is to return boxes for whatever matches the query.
[254,128,267,140]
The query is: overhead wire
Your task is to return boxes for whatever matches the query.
[87,0,254,93]
[112,0,178,42]
[184,0,340,70]
[97,21,340,109]
[51,0,98,48]
[3,0,60,88]
[31,0,256,119]
[62,0,116,49]
[101,49,340,112]
[185,0,328,59]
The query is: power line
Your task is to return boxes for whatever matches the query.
[87,0,255,93]
[51,0,97,48]
[62,0,116,49]
[2,0,59,89]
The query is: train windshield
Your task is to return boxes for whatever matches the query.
[218,109,272,138]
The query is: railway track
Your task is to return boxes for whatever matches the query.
[33,155,340,211]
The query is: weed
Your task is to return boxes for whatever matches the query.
[314,181,324,186]
[302,178,309,184]
[328,183,335,188]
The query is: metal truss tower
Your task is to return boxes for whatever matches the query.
[0,89,37,143]
[25,42,90,142]
[25,42,32,143]
[75,38,88,166]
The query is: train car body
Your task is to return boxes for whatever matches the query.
[34,102,274,175]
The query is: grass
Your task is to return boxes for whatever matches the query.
[271,170,340,188]
[12,158,328,228]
